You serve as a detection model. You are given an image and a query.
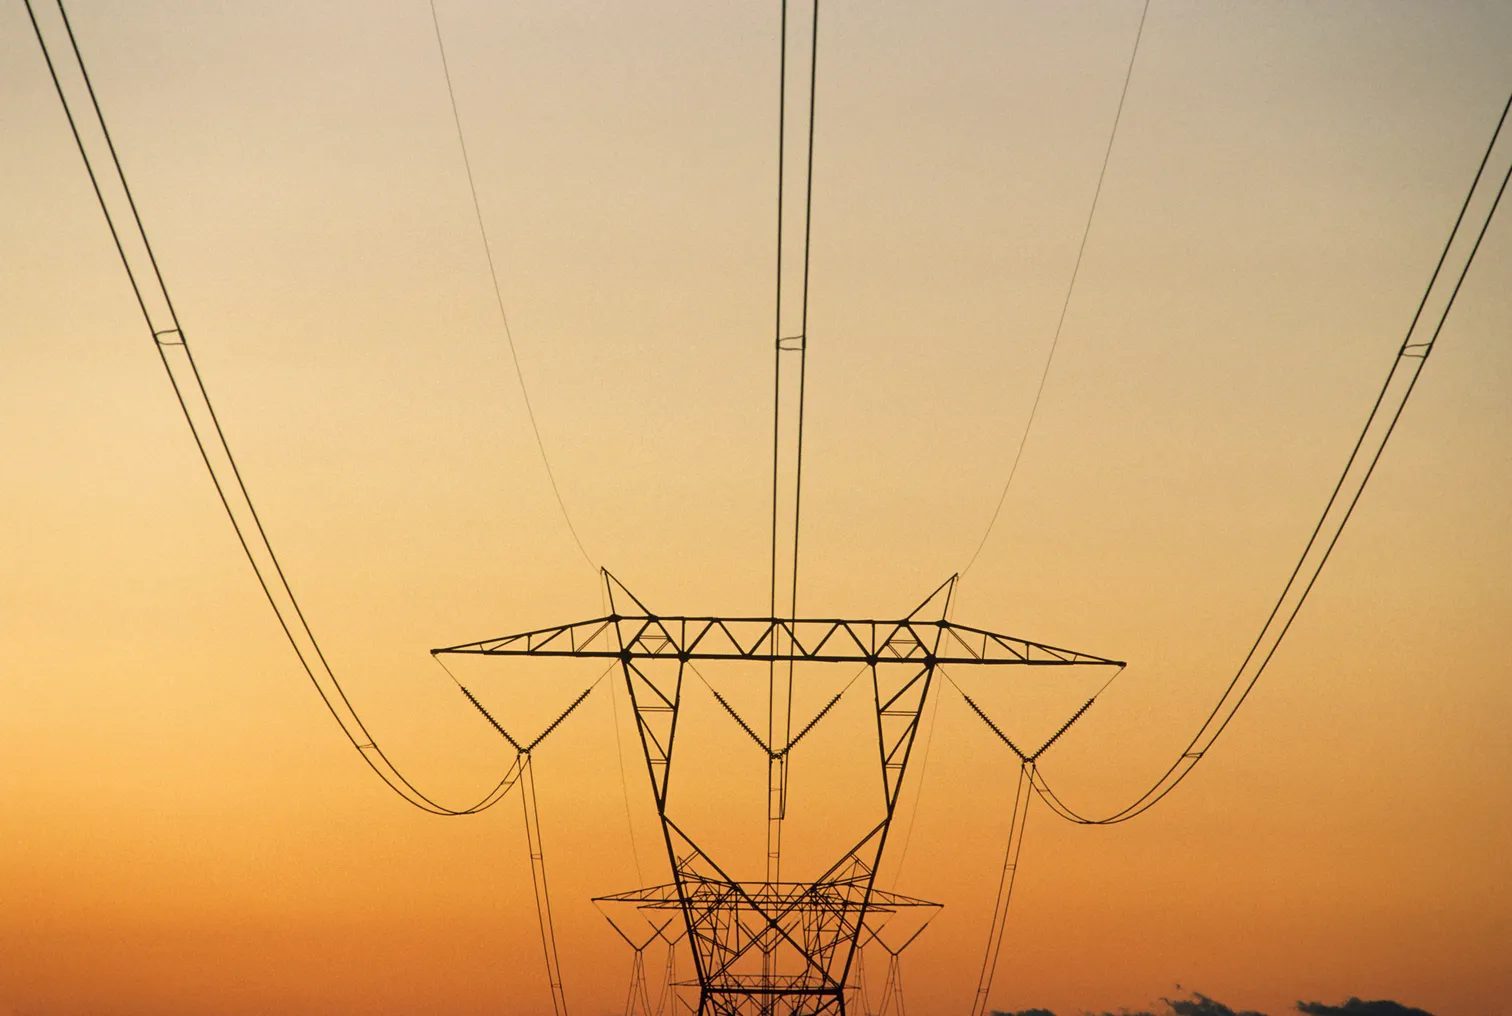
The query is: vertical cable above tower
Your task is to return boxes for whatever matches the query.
[768,0,822,889]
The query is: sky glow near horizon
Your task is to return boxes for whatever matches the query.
[2,2,1510,1015]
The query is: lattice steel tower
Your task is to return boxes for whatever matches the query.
[434,3,1121,1013]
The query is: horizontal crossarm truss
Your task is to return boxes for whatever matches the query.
[595,880,940,915]
[594,877,939,1005]
[433,615,1123,668]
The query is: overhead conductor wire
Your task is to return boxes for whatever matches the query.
[429,0,597,573]
[426,13,604,1000]
[1032,87,1512,826]
[968,760,1034,1016]
[791,0,820,628]
[521,753,571,1016]
[25,0,536,816]
[960,0,1150,579]
[768,0,821,681]
[609,675,647,885]
[766,0,822,883]
[767,0,822,642]
[947,10,1148,1004]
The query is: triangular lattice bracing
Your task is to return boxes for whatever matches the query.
[438,572,1121,1014]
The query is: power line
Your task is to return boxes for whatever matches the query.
[25,0,537,817]
[768,0,822,619]
[608,672,647,886]
[1032,86,1512,826]
[521,755,571,1016]
[766,0,823,888]
[428,0,597,574]
[790,0,821,626]
[968,760,1034,1016]
[961,0,1150,579]
[947,81,1507,1004]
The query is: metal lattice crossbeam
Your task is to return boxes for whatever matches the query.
[432,615,1123,669]
[595,869,940,1015]
[596,882,939,915]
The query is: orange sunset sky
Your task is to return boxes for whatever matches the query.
[3,2,1510,1015]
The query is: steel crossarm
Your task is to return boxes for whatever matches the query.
[593,883,939,915]
[433,615,1124,668]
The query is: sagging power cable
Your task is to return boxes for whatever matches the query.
[961,0,1150,579]
[769,0,822,627]
[968,760,1035,1016]
[766,1,823,885]
[1033,87,1512,826]
[428,0,597,574]
[25,0,528,817]
[452,676,609,1016]
[608,674,647,885]
[521,754,571,1016]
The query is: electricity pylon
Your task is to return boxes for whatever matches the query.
[856,918,934,1016]
[598,906,680,1016]
[432,5,1122,1013]
[434,572,1120,1015]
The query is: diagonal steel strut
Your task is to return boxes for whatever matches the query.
[435,571,1120,1016]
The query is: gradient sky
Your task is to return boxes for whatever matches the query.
[3,2,1510,1015]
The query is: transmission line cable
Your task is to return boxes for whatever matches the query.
[766,0,822,886]
[767,0,822,621]
[521,754,571,1016]
[25,0,543,816]
[968,760,1034,1016]
[937,660,1115,1014]
[609,674,647,885]
[451,681,608,1014]
[428,0,596,573]
[1032,86,1512,826]
[767,0,822,628]
[790,0,820,626]
[961,0,1150,578]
